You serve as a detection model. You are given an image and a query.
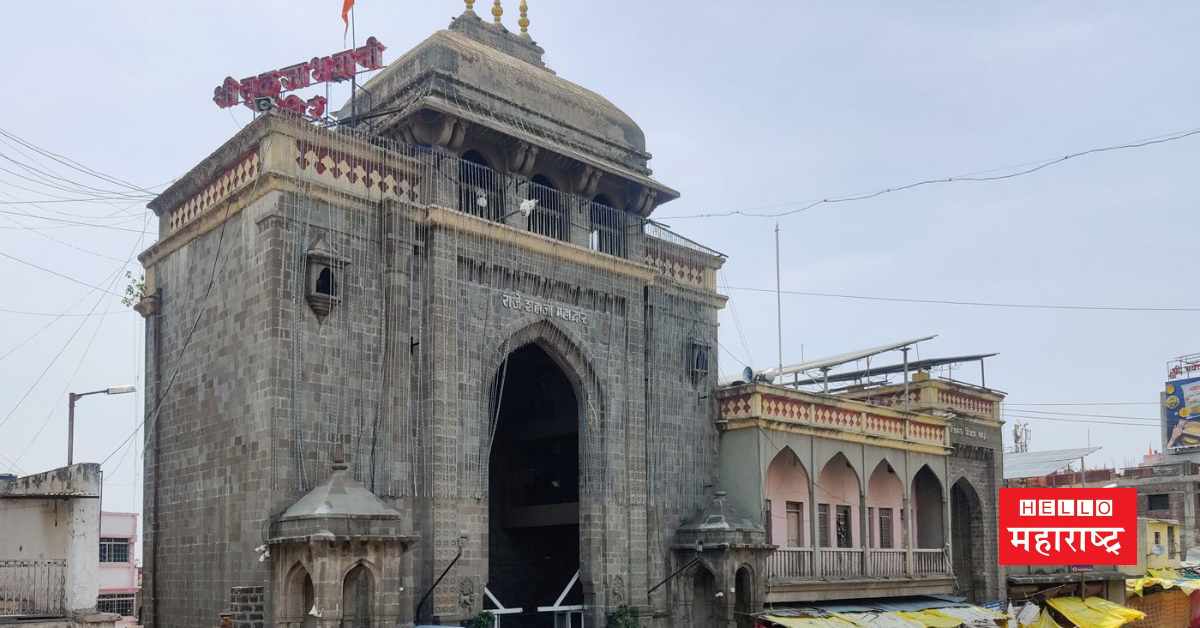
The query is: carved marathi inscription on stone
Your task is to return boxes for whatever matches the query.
[501,293,589,325]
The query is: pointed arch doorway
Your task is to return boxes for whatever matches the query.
[488,342,583,627]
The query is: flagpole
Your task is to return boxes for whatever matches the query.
[351,4,358,124]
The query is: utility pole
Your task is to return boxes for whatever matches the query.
[775,223,783,379]
[67,385,136,465]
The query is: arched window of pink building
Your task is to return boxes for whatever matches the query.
[866,460,903,550]
[764,447,809,548]
[816,453,860,549]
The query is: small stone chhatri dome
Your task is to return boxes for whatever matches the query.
[271,452,411,540]
[268,453,417,626]
[337,1,677,214]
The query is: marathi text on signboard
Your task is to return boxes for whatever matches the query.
[212,36,386,117]
[1165,376,1200,451]
[500,293,588,326]
[998,487,1136,566]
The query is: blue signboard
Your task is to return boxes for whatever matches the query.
[1165,376,1200,450]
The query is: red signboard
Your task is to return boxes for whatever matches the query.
[212,36,386,117]
[998,487,1137,565]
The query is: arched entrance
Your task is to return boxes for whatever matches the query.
[488,343,581,627]
[691,565,719,628]
[734,566,754,628]
[951,478,984,601]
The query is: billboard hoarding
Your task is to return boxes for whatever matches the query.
[1165,376,1200,451]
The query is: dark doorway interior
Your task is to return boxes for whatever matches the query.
[951,478,984,601]
[488,344,581,627]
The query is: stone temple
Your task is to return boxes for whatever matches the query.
[136,4,1005,627]
[137,5,731,627]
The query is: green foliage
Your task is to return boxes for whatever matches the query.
[464,611,495,628]
[607,605,640,628]
[121,270,145,307]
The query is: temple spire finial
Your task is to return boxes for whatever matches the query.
[492,0,503,25]
[518,0,529,35]
[465,0,475,14]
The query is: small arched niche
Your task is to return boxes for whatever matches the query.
[305,236,349,319]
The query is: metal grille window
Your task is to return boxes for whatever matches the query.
[879,508,894,549]
[688,339,710,385]
[588,195,626,257]
[528,175,569,241]
[99,538,129,563]
[763,499,772,542]
[835,505,852,548]
[457,150,505,221]
[97,593,135,617]
[786,501,803,547]
[818,503,830,548]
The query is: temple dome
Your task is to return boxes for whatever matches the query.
[337,10,675,201]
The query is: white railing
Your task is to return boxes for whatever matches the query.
[913,549,948,576]
[0,559,66,618]
[866,549,906,577]
[767,547,814,579]
[818,548,863,578]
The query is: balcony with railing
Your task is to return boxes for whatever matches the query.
[837,372,1004,423]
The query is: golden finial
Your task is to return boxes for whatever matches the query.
[518,0,529,35]
[465,0,475,13]
[492,0,503,25]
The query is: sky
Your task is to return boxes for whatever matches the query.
[3,2,1199,548]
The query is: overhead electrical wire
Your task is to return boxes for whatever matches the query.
[724,286,1200,313]
[1003,407,1161,421]
[1004,414,1157,427]
[0,251,126,297]
[8,214,149,469]
[1006,401,1158,406]
[101,180,242,468]
[0,208,149,233]
[658,125,1200,220]
[0,127,161,196]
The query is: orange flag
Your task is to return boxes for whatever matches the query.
[342,0,355,33]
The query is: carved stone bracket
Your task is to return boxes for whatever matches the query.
[401,111,467,149]
[572,164,601,197]
[507,140,539,176]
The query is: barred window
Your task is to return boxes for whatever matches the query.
[835,505,852,548]
[97,593,135,617]
[99,538,129,563]
[818,503,830,548]
[879,508,894,549]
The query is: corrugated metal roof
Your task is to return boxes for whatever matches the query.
[1004,447,1102,480]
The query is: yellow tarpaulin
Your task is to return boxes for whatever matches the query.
[895,610,967,627]
[838,612,923,627]
[761,615,860,627]
[1024,609,1064,628]
[1045,596,1145,628]
[1126,568,1200,597]
[764,605,1008,628]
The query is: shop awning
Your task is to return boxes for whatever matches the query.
[1043,597,1145,628]
[1126,567,1200,596]
[758,600,1007,627]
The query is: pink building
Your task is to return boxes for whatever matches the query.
[98,511,140,624]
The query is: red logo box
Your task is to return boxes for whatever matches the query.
[998,487,1137,565]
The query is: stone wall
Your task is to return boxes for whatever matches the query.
[228,586,265,628]
[141,192,281,627]
[946,416,1004,604]
[142,175,724,628]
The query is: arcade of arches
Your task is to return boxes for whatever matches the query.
[762,448,948,556]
